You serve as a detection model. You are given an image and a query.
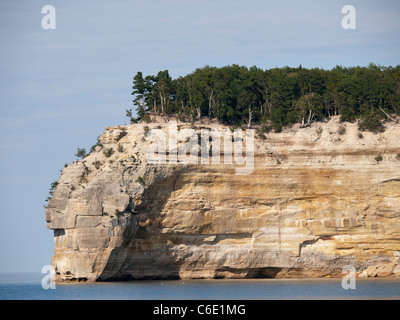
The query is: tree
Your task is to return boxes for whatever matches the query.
[75,148,87,159]
[129,63,399,130]
[191,65,219,119]
[384,66,400,118]
[144,74,158,113]
[295,92,322,126]
[154,70,174,114]
[126,108,137,124]
[185,74,205,118]
[132,71,149,120]
[358,109,385,133]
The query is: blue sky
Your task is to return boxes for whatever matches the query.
[0,0,399,273]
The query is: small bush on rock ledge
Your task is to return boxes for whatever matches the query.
[104,148,114,158]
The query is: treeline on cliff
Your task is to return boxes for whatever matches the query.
[127,64,400,132]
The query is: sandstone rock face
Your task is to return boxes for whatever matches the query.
[45,117,400,281]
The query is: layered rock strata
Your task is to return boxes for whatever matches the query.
[45,117,400,281]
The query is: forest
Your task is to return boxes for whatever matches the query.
[127,64,400,133]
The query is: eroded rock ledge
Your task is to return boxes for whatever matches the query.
[45,117,400,281]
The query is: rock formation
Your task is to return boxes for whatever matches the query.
[45,116,400,281]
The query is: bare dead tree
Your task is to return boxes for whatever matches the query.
[244,103,254,128]
[378,105,398,122]
[208,90,215,118]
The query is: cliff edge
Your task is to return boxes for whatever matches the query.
[45,116,400,281]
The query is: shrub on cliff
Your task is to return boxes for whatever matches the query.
[103,148,114,158]
[136,176,145,186]
[337,125,346,135]
[44,180,59,205]
[358,111,385,133]
[90,136,103,153]
[92,160,102,169]
[75,148,87,159]
[375,154,383,163]
[143,126,150,137]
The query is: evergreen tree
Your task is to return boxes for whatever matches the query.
[131,71,149,120]
[129,64,399,132]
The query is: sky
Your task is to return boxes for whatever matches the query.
[0,0,399,273]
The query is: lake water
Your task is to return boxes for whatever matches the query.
[0,272,399,300]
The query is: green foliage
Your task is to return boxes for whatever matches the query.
[136,176,145,186]
[375,154,383,163]
[143,126,150,137]
[79,175,88,184]
[103,148,114,158]
[396,153,400,161]
[337,125,346,135]
[358,111,385,133]
[131,71,148,120]
[75,148,87,159]
[130,64,400,130]
[90,136,103,153]
[273,121,282,133]
[117,144,124,153]
[92,160,102,169]
[126,108,138,124]
[45,180,59,204]
[256,124,273,139]
[50,181,58,193]
[260,124,272,134]
[142,113,151,123]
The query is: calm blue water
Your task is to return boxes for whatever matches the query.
[0,272,399,300]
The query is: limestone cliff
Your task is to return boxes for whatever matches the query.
[45,116,400,281]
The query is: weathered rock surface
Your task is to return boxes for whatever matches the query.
[45,117,400,281]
